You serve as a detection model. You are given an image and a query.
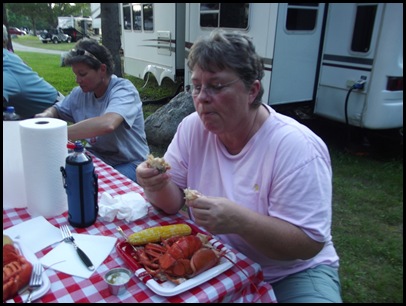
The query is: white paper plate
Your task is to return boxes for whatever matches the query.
[5,241,51,303]
[134,238,236,297]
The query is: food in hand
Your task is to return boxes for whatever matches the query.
[3,237,33,302]
[183,188,202,200]
[146,154,171,173]
[135,233,220,284]
[128,224,192,246]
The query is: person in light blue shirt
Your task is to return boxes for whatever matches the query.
[3,24,62,119]
[35,38,150,183]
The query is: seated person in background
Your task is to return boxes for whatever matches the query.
[35,38,150,183]
[136,29,342,303]
[3,24,63,119]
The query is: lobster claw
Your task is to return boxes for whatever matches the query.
[190,248,220,277]
[167,259,193,277]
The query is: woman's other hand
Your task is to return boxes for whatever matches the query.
[186,195,242,234]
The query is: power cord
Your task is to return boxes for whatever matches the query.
[344,78,366,150]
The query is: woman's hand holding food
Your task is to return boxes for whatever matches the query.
[137,156,184,215]
[136,161,170,192]
[185,192,244,235]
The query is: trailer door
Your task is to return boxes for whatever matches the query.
[269,4,325,105]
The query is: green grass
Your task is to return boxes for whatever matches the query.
[11,37,404,303]
[330,149,403,303]
[11,34,76,51]
[12,34,179,108]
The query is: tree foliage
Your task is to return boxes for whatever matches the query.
[5,3,122,79]
[5,3,91,34]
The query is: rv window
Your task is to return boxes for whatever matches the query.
[132,4,142,31]
[122,3,132,30]
[220,3,248,28]
[200,3,248,29]
[200,3,219,27]
[351,4,377,53]
[286,4,318,31]
[143,3,153,31]
[201,3,219,11]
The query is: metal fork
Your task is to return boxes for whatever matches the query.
[116,226,141,252]
[60,224,95,271]
[25,263,43,303]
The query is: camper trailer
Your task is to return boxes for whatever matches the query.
[58,16,93,42]
[120,3,403,131]
[120,3,185,86]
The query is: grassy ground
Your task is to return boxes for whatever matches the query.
[328,142,403,302]
[11,36,404,303]
[11,35,180,112]
[10,33,75,51]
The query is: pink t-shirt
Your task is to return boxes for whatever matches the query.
[164,105,339,283]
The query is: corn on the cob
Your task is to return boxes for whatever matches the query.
[128,224,192,245]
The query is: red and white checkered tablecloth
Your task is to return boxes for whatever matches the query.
[3,155,277,303]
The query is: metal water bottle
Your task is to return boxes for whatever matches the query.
[60,141,98,228]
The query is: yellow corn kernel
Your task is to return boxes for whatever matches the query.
[128,224,192,245]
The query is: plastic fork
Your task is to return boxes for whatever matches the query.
[25,263,43,303]
[60,224,95,271]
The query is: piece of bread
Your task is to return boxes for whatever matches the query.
[146,154,171,173]
[184,188,202,200]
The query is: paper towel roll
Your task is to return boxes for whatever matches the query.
[19,118,68,218]
[3,121,27,209]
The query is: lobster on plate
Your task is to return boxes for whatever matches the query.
[135,233,222,284]
[3,244,33,302]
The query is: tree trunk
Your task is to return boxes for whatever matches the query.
[3,3,14,52]
[100,3,122,77]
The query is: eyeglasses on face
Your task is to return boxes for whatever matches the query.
[191,78,240,97]
[71,48,101,63]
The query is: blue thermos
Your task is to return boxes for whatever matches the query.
[60,141,98,228]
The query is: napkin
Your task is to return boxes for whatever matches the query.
[40,233,117,279]
[98,191,151,222]
[3,216,62,253]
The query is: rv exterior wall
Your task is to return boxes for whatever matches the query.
[315,3,403,129]
[120,3,403,130]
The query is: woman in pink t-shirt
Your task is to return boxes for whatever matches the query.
[136,29,342,303]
